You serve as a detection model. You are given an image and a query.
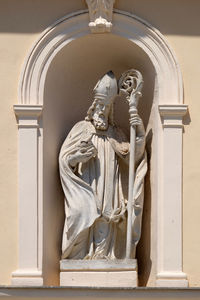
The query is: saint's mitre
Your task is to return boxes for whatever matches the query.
[93,71,118,104]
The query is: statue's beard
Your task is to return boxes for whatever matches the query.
[92,113,108,131]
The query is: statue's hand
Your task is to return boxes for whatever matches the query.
[129,112,145,136]
[68,140,97,167]
[129,112,142,127]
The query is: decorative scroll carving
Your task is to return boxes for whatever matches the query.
[86,0,115,33]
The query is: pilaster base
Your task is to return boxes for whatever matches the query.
[156,272,188,287]
[60,259,138,287]
[11,269,43,286]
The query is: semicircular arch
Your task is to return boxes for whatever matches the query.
[19,10,183,106]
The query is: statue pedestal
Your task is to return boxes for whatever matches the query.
[60,259,138,287]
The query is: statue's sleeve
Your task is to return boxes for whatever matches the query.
[107,126,129,159]
[108,126,145,166]
[59,121,100,258]
[131,151,147,250]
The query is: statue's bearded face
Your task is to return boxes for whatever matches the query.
[92,99,111,130]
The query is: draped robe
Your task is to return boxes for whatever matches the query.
[59,120,147,259]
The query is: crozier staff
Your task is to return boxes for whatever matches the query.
[119,69,144,259]
[59,71,147,260]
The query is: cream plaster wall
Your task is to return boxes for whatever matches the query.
[0,0,200,287]
[171,36,200,287]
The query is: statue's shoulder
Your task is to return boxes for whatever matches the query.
[61,120,93,150]
[67,120,94,139]
[70,120,89,132]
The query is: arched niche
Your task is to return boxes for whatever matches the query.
[13,10,188,287]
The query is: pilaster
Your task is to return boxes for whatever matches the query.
[156,105,188,287]
[12,105,43,286]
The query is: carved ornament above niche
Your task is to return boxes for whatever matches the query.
[85,0,115,33]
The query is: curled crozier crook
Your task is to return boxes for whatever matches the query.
[118,69,143,108]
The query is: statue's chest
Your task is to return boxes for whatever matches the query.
[92,135,115,163]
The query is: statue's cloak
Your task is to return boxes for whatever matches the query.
[59,120,147,259]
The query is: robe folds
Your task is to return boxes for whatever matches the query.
[59,120,147,259]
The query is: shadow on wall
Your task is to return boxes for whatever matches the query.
[0,0,200,36]
[137,129,153,286]
[43,33,155,285]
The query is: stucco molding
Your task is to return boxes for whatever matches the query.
[85,0,115,33]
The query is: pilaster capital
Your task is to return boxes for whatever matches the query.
[14,105,43,128]
[159,104,188,128]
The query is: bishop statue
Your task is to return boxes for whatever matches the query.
[59,71,147,260]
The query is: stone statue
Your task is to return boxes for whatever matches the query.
[59,71,147,260]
